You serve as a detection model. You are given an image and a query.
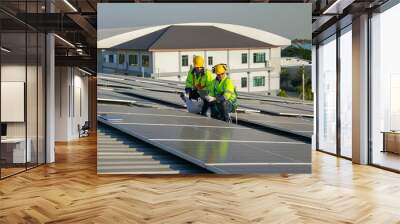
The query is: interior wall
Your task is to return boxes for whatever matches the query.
[55,66,69,141]
[1,64,26,138]
[55,67,89,141]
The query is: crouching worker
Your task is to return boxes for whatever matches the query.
[181,55,213,115]
[205,64,238,122]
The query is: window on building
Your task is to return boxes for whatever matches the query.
[103,55,107,63]
[142,55,150,67]
[208,56,213,66]
[108,55,114,63]
[241,77,247,88]
[241,53,248,64]
[253,53,266,63]
[253,76,265,87]
[182,55,188,67]
[128,54,138,66]
[118,54,125,64]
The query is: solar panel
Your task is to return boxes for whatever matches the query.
[98,75,314,139]
[98,85,312,140]
[238,99,313,117]
[99,75,313,117]
[97,87,168,107]
[98,103,311,174]
[237,112,313,138]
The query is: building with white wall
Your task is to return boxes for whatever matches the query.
[98,23,291,94]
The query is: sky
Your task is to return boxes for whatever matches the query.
[97,3,311,41]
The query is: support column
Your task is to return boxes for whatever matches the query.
[312,45,317,151]
[97,49,103,74]
[88,76,97,133]
[46,32,55,163]
[352,14,369,164]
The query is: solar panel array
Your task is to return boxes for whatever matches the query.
[97,75,313,139]
[97,74,313,174]
[98,103,311,174]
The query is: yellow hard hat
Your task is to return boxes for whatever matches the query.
[193,55,204,68]
[213,64,227,75]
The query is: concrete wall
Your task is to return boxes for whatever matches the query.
[1,63,46,164]
[154,51,179,73]
[269,47,281,94]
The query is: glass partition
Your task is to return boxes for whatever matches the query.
[339,26,352,158]
[38,32,46,165]
[27,31,38,169]
[0,2,46,179]
[1,31,28,177]
[317,35,337,154]
[370,3,400,171]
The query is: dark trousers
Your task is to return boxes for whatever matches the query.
[188,89,200,100]
[210,100,233,122]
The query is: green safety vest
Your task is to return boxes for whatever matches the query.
[185,68,213,91]
[209,76,237,103]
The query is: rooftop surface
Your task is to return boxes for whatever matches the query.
[111,25,276,51]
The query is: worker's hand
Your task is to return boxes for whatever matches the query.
[205,96,216,102]
[185,88,192,94]
[216,95,226,102]
[179,92,188,100]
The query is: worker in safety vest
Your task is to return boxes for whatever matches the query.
[183,55,213,115]
[205,64,238,122]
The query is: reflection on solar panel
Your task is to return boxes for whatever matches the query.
[238,112,313,138]
[98,103,311,174]
[238,99,313,117]
[98,124,208,174]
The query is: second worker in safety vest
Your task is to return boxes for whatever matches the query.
[184,55,213,115]
[205,64,238,122]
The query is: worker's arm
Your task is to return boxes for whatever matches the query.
[185,70,193,93]
[208,80,216,97]
[223,79,235,101]
[205,71,214,92]
[185,70,194,88]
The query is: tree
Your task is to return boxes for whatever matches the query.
[280,68,290,91]
[277,89,288,97]
[296,67,313,101]
[291,67,303,88]
[281,46,311,61]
